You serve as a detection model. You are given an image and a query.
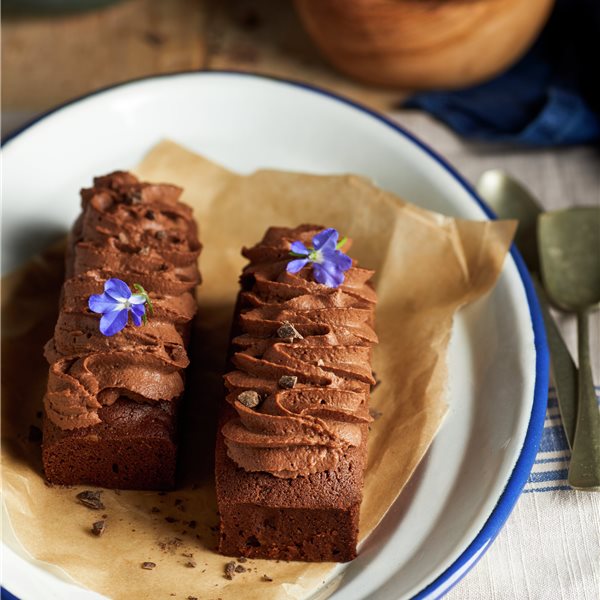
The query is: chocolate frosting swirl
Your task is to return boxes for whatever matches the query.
[222,225,377,478]
[43,172,201,430]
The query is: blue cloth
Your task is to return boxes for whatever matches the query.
[405,0,600,146]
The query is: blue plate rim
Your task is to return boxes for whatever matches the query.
[1,70,549,600]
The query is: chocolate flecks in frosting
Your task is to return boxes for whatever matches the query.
[222,224,377,479]
[278,375,297,389]
[276,321,303,341]
[43,172,201,430]
[237,391,261,408]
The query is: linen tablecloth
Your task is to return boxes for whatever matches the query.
[3,110,599,599]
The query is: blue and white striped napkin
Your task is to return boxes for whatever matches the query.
[448,388,600,599]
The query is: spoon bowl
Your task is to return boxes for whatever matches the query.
[538,206,600,490]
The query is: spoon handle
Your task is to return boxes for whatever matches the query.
[568,309,600,490]
[533,278,577,448]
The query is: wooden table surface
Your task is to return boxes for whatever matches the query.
[2,0,406,117]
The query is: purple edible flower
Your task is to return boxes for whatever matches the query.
[286,228,352,288]
[88,278,153,337]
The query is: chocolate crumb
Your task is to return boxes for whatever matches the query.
[91,520,106,536]
[185,560,196,568]
[28,425,42,442]
[237,390,260,408]
[158,537,183,554]
[165,516,179,523]
[144,31,165,46]
[76,491,105,510]
[261,574,273,582]
[145,209,155,220]
[224,561,237,580]
[181,552,194,558]
[151,506,161,513]
[187,597,198,600]
[235,565,246,573]
[187,520,197,529]
[237,556,247,563]
[369,408,383,420]
[278,375,297,389]
[276,321,303,341]
[102,514,108,519]
[142,562,156,570]
[156,230,167,240]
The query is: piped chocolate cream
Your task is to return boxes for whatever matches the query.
[222,225,377,478]
[43,172,201,430]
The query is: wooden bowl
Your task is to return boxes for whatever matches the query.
[295,0,555,89]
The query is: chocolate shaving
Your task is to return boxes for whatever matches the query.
[91,520,106,536]
[185,560,196,568]
[276,321,303,341]
[224,560,237,580]
[261,574,273,582]
[237,390,260,408]
[278,375,297,389]
[76,491,105,510]
[141,562,156,570]
[235,564,246,573]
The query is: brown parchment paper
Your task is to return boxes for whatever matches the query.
[2,140,516,600]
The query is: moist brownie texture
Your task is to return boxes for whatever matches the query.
[217,224,377,562]
[42,172,201,489]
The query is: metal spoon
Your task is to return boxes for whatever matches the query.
[538,207,600,490]
[477,170,577,448]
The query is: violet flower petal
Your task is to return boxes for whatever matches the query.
[323,249,352,272]
[287,258,309,274]
[313,262,344,288]
[290,241,309,256]
[129,293,147,305]
[99,308,129,336]
[130,303,146,326]
[88,292,120,314]
[312,228,338,252]
[104,278,132,302]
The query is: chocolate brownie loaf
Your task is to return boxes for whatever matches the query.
[42,172,201,489]
[216,225,377,562]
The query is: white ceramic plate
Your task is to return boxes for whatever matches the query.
[1,72,548,600]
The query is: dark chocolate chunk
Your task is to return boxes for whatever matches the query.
[165,516,179,523]
[91,520,106,536]
[276,321,303,341]
[224,560,237,580]
[235,564,246,573]
[278,375,297,389]
[141,562,156,570]
[237,390,260,408]
[76,491,105,510]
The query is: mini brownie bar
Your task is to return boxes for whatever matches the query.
[42,172,201,490]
